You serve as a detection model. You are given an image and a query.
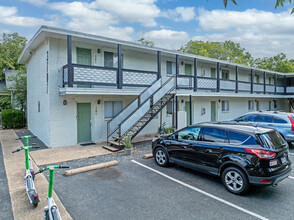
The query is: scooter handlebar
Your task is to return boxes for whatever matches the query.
[59,166,70,169]
[12,149,20,153]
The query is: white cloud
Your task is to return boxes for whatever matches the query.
[142,29,189,49]
[19,0,48,6]
[50,1,133,40]
[195,8,294,58]
[89,0,160,27]
[161,7,195,22]
[0,6,55,27]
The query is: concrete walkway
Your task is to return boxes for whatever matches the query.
[0,129,72,220]
[30,143,113,166]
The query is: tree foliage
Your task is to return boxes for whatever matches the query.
[0,96,11,111]
[223,0,294,14]
[180,40,254,65]
[254,53,294,73]
[137,38,155,47]
[0,33,27,78]
[7,71,27,111]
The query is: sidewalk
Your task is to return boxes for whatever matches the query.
[0,129,72,220]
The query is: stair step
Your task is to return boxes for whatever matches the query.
[103,145,123,152]
[130,128,138,132]
[112,136,122,141]
[138,120,147,123]
[108,140,123,146]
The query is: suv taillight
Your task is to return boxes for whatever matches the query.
[245,148,276,159]
[288,116,294,131]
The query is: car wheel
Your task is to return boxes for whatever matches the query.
[222,167,249,194]
[287,142,293,148]
[154,147,169,167]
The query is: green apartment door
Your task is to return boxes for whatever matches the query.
[77,103,91,143]
[211,101,216,122]
[77,48,91,65]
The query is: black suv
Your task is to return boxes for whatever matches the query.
[152,123,292,194]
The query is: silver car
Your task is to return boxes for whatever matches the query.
[233,111,294,145]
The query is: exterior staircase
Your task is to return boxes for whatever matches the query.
[288,98,294,111]
[103,77,175,151]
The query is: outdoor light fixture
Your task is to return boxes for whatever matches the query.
[97,100,101,104]
[181,100,184,103]
[63,100,67,105]
[181,61,184,65]
[97,49,101,53]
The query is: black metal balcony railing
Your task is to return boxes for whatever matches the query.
[62,64,294,95]
[62,64,157,88]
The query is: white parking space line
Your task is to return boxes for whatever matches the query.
[289,152,294,156]
[132,160,269,220]
[289,176,294,180]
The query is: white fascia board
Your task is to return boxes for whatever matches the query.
[176,91,288,98]
[19,26,289,76]
[59,87,142,96]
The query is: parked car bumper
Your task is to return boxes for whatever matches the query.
[248,166,292,186]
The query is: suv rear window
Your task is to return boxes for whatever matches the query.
[255,115,273,123]
[273,117,287,124]
[259,131,286,149]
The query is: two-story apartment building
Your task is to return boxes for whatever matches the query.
[18,26,294,148]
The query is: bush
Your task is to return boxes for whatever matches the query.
[123,136,133,149]
[1,109,25,128]
[0,96,11,111]
[165,127,173,134]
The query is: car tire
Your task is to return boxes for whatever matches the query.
[222,167,249,195]
[154,147,169,167]
[287,142,293,148]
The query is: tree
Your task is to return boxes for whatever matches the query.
[254,53,294,73]
[0,33,27,79]
[223,0,294,14]
[7,71,27,111]
[180,40,254,66]
[137,38,155,47]
[0,96,11,111]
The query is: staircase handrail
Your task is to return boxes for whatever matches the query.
[118,76,175,136]
[107,78,162,138]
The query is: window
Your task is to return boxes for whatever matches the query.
[236,114,256,122]
[255,114,273,123]
[185,63,192,76]
[228,131,250,144]
[273,117,287,124]
[273,100,277,108]
[166,102,173,115]
[104,52,122,68]
[222,69,229,80]
[255,74,260,83]
[104,101,123,118]
[221,100,229,112]
[177,127,201,141]
[166,61,176,75]
[248,100,254,110]
[203,127,228,143]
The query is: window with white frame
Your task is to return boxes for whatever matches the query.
[221,69,229,80]
[104,52,123,68]
[221,100,229,112]
[248,100,254,110]
[104,101,123,118]
[166,61,176,75]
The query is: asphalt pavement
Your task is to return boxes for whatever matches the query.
[44,142,294,220]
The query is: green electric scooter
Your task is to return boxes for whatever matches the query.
[13,135,40,206]
[34,165,69,220]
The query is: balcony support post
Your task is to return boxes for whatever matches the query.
[284,76,287,95]
[189,95,192,125]
[250,69,253,94]
[235,66,238,93]
[67,35,73,87]
[216,62,220,92]
[172,96,175,130]
[117,44,122,89]
[274,74,277,94]
[175,96,178,129]
[157,51,161,80]
[176,54,179,89]
[264,72,266,94]
[194,58,198,92]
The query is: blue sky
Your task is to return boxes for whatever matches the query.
[0,0,294,59]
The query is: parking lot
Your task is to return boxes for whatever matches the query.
[46,142,294,220]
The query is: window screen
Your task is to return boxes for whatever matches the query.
[248,100,254,110]
[203,128,228,143]
[221,101,229,111]
[104,101,123,118]
[166,61,176,75]
[166,102,172,115]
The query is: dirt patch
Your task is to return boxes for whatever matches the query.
[86,167,124,181]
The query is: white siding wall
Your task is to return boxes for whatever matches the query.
[27,41,50,146]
